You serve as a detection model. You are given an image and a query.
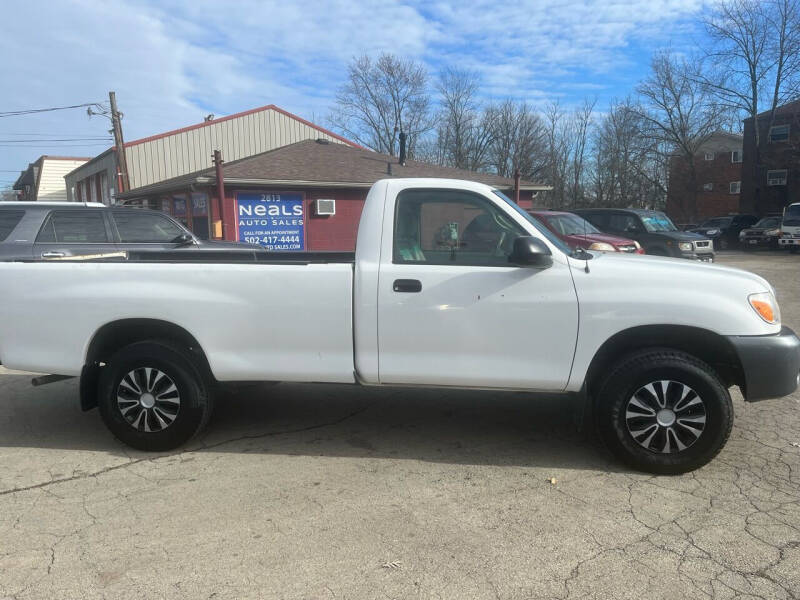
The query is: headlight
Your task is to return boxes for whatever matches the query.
[739,231,747,239]
[706,229,720,235]
[588,242,615,252]
[748,292,780,324]
[678,242,694,252]
[765,228,780,236]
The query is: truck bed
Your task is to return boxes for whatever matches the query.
[8,250,356,265]
[0,259,356,382]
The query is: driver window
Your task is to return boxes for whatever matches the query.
[113,212,185,243]
[393,189,525,266]
[608,214,641,233]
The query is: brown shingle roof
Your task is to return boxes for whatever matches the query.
[119,139,549,198]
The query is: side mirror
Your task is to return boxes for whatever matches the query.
[174,232,195,246]
[508,236,553,269]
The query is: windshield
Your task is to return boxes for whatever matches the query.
[640,212,678,232]
[755,217,781,228]
[492,190,572,255]
[700,217,732,228]
[545,213,601,236]
[785,204,800,225]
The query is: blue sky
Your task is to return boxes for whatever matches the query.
[0,0,709,187]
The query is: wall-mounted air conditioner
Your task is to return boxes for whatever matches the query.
[315,198,336,216]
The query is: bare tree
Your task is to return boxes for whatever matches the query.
[635,51,727,220]
[567,98,596,207]
[434,68,494,171]
[593,99,667,209]
[0,186,18,202]
[541,102,571,207]
[486,100,548,180]
[700,0,800,204]
[328,53,434,156]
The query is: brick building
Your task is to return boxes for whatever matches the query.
[666,131,743,224]
[118,138,551,251]
[740,99,800,216]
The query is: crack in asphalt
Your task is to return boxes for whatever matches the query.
[0,405,371,498]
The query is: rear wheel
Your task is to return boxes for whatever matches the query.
[98,340,213,451]
[596,349,733,474]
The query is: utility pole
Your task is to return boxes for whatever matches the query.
[212,150,225,240]
[109,91,130,194]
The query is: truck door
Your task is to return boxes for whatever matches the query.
[376,187,579,391]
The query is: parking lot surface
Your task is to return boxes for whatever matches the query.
[1,251,799,600]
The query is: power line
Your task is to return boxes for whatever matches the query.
[0,132,112,137]
[0,138,112,143]
[0,143,112,148]
[0,102,107,118]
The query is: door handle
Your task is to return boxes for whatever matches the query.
[393,279,422,293]
[41,252,66,259]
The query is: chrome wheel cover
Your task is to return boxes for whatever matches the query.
[625,380,707,453]
[116,368,180,432]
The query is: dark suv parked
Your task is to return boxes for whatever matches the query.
[0,202,257,261]
[572,208,714,261]
[687,214,758,250]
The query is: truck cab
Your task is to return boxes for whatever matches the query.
[778,202,800,252]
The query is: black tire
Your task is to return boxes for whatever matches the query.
[647,247,668,256]
[98,340,213,451]
[790,246,799,254]
[596,348,733,474]
[719,238,729,250]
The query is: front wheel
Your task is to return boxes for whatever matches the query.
[596,349,733,474]
[98,340,213,451]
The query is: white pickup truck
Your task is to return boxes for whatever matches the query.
[779,202,800,252]
[1,179,798,473]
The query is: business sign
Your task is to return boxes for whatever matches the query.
[235,192,305,251]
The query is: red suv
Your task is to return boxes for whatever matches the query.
[529,210,644,254]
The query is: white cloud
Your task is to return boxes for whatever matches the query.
[0,0,707,178]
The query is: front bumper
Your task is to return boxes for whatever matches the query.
[742,236,778,246]
[677,239,714,261]
[726,326,800,401]
[678,250,715,262]
[778,238,800,246]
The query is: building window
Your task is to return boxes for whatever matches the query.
[767,169,788,186]
[704,152,715,161]
[769,124,790,142]
[703,182,713,191]
[730,181,741,194]
[731,150,742,163]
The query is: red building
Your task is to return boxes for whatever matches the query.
[118,139,551,251]
[666,131,744,225]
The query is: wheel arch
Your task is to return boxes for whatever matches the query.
[584,325,745,400]
[80,318,213,411]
